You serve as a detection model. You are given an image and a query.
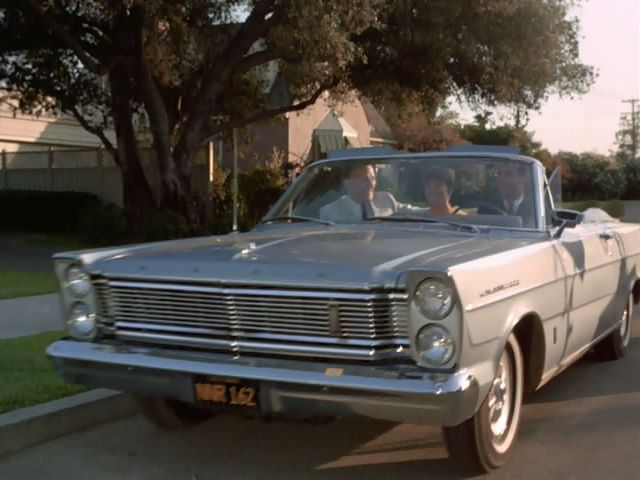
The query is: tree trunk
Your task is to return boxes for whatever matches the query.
[109,65,156,227]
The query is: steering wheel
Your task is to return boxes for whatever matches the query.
[477,203,509,216]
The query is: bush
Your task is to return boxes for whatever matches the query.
[0,190,101,233]
[78,202,127,245]
[138,210,190,242]
[561,199,625,219]
[560,153,627,201]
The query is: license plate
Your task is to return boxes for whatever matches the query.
[193,378,258,408]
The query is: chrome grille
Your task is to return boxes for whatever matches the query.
[94,279,409,361]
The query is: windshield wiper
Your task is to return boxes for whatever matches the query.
[367,215,480,233]
[261,215,334,226]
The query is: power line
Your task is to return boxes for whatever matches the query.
[622,98,639,160]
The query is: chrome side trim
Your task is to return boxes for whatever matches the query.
[101,279,406,301]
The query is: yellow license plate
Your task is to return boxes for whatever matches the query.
[194,378,258,408]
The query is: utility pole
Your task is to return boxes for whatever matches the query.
[622,98,639,160]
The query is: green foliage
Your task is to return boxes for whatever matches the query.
[138,210,190,242]
[0,331,87,414]
[614,111,639,162]
[0,270,58,300]
[0,0,595,228]
[619,159,640,200]
[237,168,289,229]
[78,202,127,244]
[0,190,101,233]
[558,152,626,201]
[356,0,595,114]
[561,200,625,219]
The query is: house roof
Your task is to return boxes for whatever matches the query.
[315,110,358,138]
[360,97,397,144]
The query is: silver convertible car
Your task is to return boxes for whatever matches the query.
[47,151,638,474]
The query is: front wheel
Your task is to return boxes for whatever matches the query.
[442,333,524,474]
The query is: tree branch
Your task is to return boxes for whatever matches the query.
[174,0,281,164]
[205,80,338,141]
[236,47,302,74]
[22,0,107,75]
[68,105,119,165]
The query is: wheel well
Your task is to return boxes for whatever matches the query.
[632,280,640,305]
[513,314,545,395]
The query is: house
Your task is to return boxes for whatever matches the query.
[218,73,398,172]
[0,91,116,168]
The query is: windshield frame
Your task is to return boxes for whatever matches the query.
[262,152,548,232]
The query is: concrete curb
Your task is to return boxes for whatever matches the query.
[0,389,136,457]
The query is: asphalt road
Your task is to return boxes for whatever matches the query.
[1,319,638,480]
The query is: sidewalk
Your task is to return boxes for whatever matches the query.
[0,294,62,340]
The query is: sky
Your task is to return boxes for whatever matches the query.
[456,0,640,155]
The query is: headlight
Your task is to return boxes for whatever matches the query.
[417,324,455,366]
[415,279,454,319]
[67,302,97,340]
[65,264,91,298]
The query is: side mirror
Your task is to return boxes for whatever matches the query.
[551,209,581,239]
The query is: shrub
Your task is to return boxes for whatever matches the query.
[562,199,625,219]
[560,153,626,201]
[0,190,101,233]
[137,210,189,242]
[78,202,127,245]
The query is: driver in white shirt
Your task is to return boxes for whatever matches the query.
[319,164,415,223]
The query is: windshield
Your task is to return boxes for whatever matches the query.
[265,155,541,230]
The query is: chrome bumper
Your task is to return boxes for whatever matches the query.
[47,340,480,426]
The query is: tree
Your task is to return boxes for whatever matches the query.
[356,0,595,115]
[557,151,624,201]
[457,117,555,171]
[0,0,595,228]
[615,110,640,163]
[0,0,377,226]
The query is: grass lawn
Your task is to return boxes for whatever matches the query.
[0,331,87,414]
[24,233,96,252]
[0,270,58,300]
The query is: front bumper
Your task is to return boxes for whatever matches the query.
[47,340,480,426]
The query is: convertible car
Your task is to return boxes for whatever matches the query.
[47,151,638,473]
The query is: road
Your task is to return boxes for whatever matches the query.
[1,318,638,480]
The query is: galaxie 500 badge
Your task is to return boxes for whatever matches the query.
[480,279,520,298]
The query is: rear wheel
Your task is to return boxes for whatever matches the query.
[595,292,633,361]
[134,395,213,431]
[442,333,524,474]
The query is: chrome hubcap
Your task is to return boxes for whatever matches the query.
[488,355,512,438]
[620,308,629,339]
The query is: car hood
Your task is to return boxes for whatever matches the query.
[77,225,542,290]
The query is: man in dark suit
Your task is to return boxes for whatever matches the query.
[479,161,536,227]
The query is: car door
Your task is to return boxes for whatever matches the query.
[559,222,624,360]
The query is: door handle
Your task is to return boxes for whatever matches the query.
[599,232,613,241]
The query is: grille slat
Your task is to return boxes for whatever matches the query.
[95,279,409,361]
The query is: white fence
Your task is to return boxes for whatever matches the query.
[0,147,212,207]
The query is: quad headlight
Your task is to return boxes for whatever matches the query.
[416,324,455,366]
[67,302,97,340]
[65,264,91,298]
[414,279,454,320]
